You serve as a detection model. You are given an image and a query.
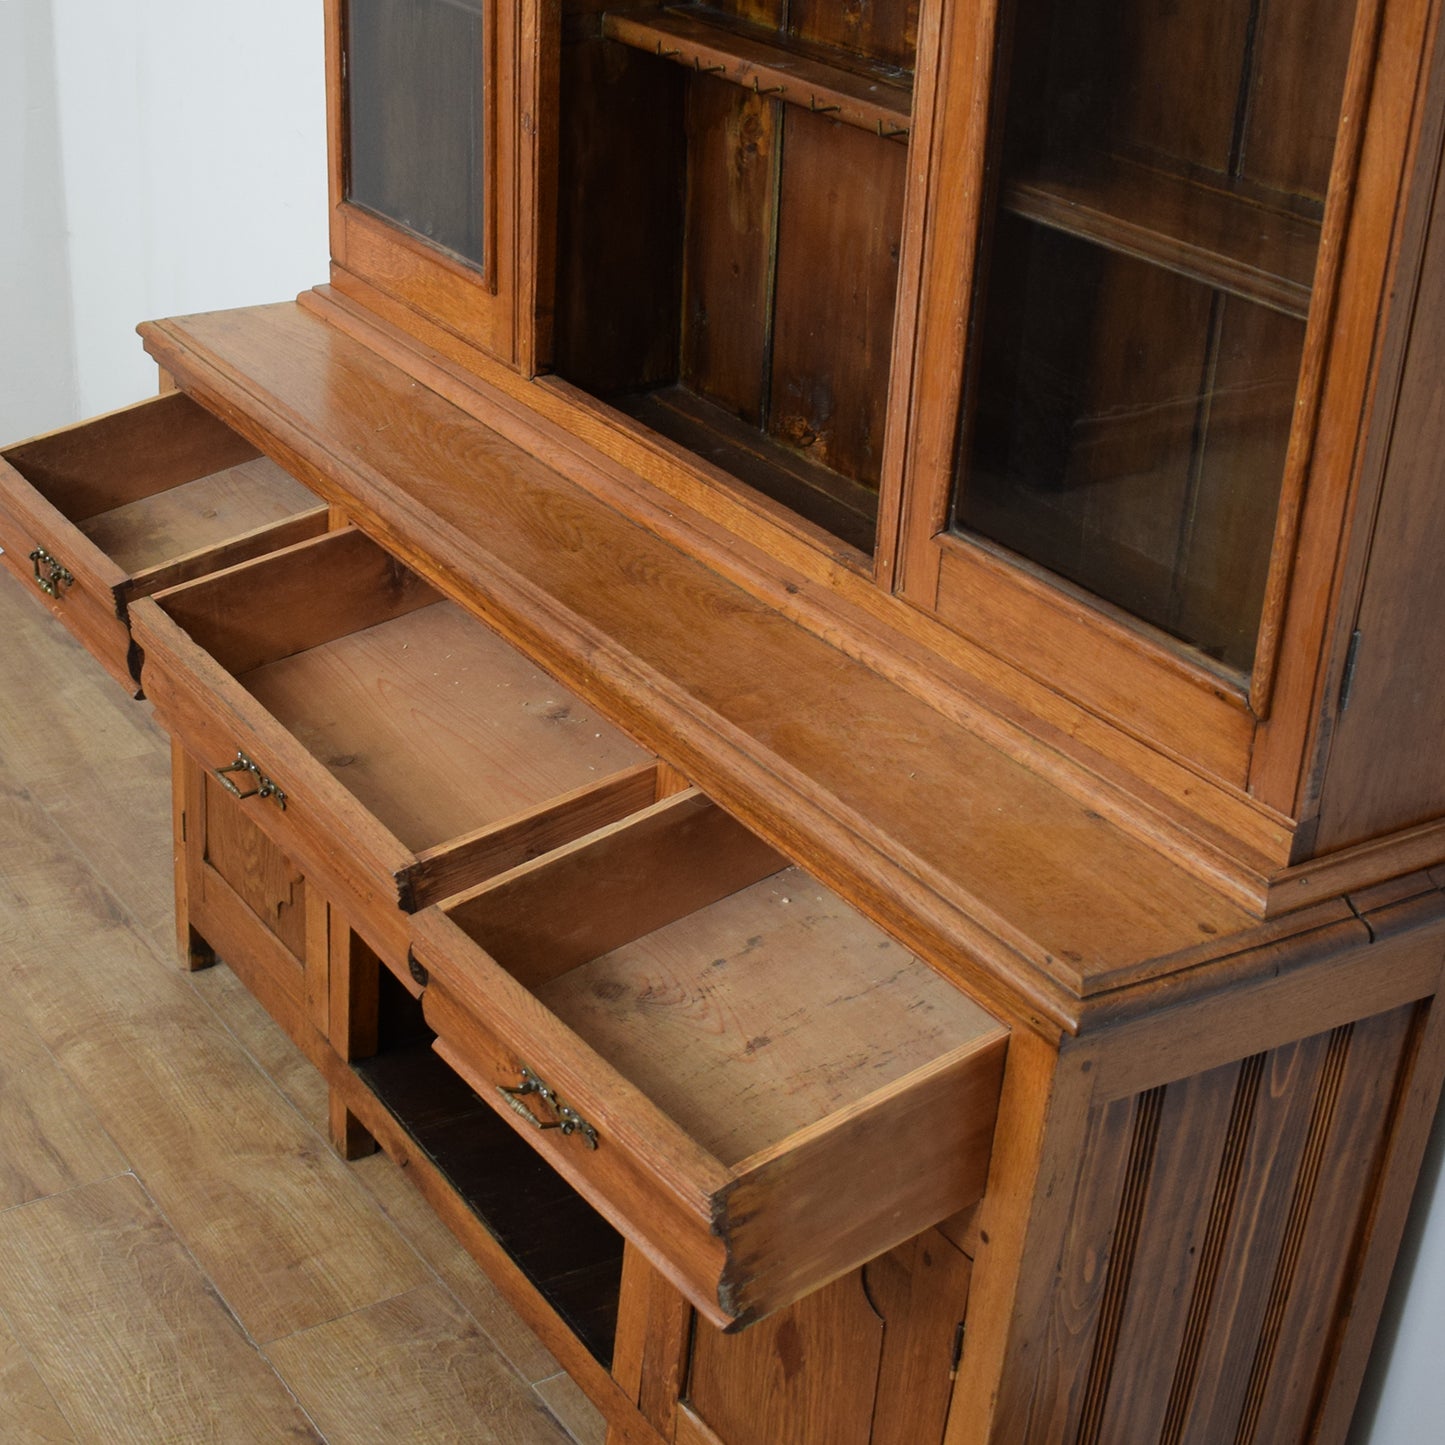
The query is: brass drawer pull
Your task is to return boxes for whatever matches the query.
[498,1066,599,1150]
[214,751,287,810]
[29,546,74,599]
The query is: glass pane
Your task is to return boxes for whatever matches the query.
[950,0,1355,673]
[346,0,488,270]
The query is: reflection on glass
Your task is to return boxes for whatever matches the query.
[951,0,1354,672]
[346,0,488,270]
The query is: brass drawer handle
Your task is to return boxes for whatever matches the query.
[214,751,287,810]
[29,546,74,599]
[498,1065,599,1150]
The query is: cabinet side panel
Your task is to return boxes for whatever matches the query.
[1310,113,1445,853]
[1015,1004,1417,1445]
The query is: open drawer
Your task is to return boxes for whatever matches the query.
[129,527,664,966]
[0,391,328,692]
[410,791,1009,1329]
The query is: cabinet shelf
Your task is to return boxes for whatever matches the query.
[616,384,879,553]
[1004,155,1322,317]
[601,5,912,139]
[356,980,625,1367]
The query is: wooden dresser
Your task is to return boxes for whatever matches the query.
[5,1,1445,1440]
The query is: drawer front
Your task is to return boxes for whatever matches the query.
[1,393,326,694]
[133,591,419,948]
[421,965,731,1315]
[131,528,667,977]
[409,794,1009,1329]
[0,458,136,690]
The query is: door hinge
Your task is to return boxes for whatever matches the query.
[950,1318,967,1379]
[1338,629,1363,713]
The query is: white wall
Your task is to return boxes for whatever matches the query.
[1,4,1441,1440]
[1,0,328,439]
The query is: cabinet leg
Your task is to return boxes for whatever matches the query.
[329,1087,377,1160]
[183,923,217,972]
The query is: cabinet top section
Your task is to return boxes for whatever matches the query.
[139,299,1416,1033]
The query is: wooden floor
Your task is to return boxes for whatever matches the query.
[0,563,606,1444]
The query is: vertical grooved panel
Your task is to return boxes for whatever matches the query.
[1074,1085,1165,1445]
[1093,1061,1245,1444]
[1159,1052,1268,1445]
[1233,1025,1354,1444]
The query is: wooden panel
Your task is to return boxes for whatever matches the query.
[612,1246,692,1437]
[686,1266,884,1445]
[554,40,687,395]
[1015,1092,1141,1442]
[203,772,309,960]
[789,0,917,68]
[679,80,778,426]
[446,791,785,991]
[768,108,905,491]
[1310,115,1445,852]
[75,457,318,574]
[686,1226,968,1444]
[1242,0,1359,199]
[865,1230,974,1445]
[1016,1003,1425,1445]
[0,391,258,518]
[149,525,440,677]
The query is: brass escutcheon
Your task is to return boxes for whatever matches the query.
[498,1066,599,1150]
[29,546,74,599]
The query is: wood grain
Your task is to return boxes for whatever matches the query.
[267,1283,573,1444]
[0,1175,319,1443]
[0,1005,125,1211]
[138,300,1274,1027]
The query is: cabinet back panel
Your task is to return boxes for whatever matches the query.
[554,40,687,394]
[789,0,917,69]
[680,81,780,426]
[768,109,906,494]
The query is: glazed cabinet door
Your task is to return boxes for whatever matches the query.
[892,0,1424,805]
[324,0,543,367]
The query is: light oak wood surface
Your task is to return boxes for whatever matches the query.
[0,564,604,1444]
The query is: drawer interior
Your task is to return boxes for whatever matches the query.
[3,392,321,577]
[238,599,651,855]
[443,793,1003,1169]
[157,527,655,860]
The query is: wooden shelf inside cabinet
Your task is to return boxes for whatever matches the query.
[616,385,878,555]
[1004,155,1323,317]
[600,5,913,139]
[356,976,625,1367]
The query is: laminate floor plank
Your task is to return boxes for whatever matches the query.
[534,1372,610,1445]
[0,791,431,1343]
[189,960,332,1134]
[0,1005,125,1210]
[0,559,602,1444]
[0,1308,75,1444]
[0,1174,320,1443]
[350,1148,565,1386]
[266,1282,574,1445]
